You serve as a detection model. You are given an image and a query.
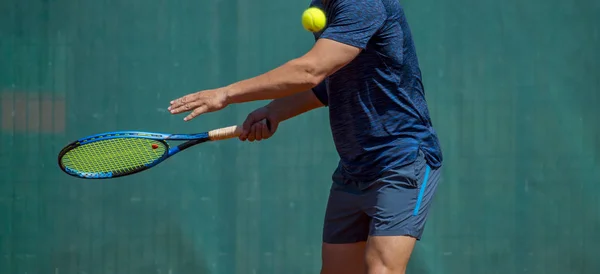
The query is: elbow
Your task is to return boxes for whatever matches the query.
[287,58,327,88]
[306,74,323,88]
[305,65,325,87]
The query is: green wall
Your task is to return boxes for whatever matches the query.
[1,0,599,273]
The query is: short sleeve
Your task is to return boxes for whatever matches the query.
[311,80,328,106]
[319,0,386,49]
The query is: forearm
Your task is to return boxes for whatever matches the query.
[223,57,326,104]
[267,90,324,122]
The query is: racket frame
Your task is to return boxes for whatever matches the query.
[57,124,247,179]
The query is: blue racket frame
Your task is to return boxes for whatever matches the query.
[57,131,212,179]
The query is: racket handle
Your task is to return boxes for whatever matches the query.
[208,125,243,140]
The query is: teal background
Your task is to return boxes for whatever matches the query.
[1,0,599,273]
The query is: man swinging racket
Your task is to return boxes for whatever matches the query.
[168,0,443,273]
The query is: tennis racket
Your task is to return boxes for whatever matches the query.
[57,122,264,179]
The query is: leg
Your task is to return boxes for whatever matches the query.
[321,242,366,274]
[363,150,443,274]
[365,236,415,274]
[321,167,371,274]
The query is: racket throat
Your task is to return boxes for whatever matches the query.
[172,138,205,155]
[167,146,181,156]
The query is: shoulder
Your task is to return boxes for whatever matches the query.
[324,0,387,25]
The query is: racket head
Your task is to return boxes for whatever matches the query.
[58,132,171,179]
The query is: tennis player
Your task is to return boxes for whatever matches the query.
[168,0,443,273]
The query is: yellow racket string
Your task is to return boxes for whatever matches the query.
[61,138,167,174]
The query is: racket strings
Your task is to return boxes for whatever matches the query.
[61,138,167,174]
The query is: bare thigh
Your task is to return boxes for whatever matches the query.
[365,235,416,274]
[321,242,366,274]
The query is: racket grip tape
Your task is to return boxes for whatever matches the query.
[208,125,243,140]
[208,119,271,141]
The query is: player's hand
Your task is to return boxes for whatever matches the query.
[240,106,279,142]
[168,89,228,121]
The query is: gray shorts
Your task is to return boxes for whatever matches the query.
[322,150,441,243]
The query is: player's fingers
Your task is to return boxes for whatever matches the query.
[261,121,271,139]
[169,100,199,114]
[241,113,257,139]
[183,105,208,121]
[247,127,256,142]
[254,123,264,141]
[239,127,248,141]
[169,94,193,109]
[239,126,249,141]
[168,99,181,109]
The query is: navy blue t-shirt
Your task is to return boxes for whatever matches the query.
[309,0,443,181]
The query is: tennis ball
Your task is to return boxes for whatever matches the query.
[302,7,326,32]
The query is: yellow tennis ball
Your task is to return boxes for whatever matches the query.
[302,7,326,32]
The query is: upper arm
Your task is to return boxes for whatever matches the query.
[303,39,361,79]
[300,0,387,79]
